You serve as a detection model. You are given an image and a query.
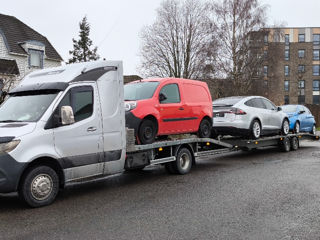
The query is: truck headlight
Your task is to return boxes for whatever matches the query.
[125,101,137,111]
[0,140,20,153]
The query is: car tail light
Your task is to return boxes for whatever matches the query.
[230,108,246,115]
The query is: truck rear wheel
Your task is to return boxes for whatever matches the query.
[291,136,299,151]
[19,165,59,208]
[166,147,193,175]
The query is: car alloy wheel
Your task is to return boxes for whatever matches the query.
[294,122,300,133]
[282,119,289,135]
[252,121,261,139]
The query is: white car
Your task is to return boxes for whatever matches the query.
[212,96,290,139]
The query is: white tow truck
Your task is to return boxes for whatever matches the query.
[0,61,317,207]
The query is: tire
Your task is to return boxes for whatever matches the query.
[291,136,299,151]
[293,122,300,133]
[198,118,211,138]
[250,119,261,139]
[168,148,193,175]
[281,119,290,135]
[138,119,157,144]
[18,166,59,208]
[310,125,316,135]
[279,137,290,152]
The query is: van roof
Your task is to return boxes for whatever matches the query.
[130,77,206,85]
[11,60,122,94]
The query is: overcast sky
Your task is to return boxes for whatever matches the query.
[1,0,320,76]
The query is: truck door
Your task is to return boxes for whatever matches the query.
[53,84,104,182]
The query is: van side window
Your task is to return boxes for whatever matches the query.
[56,86,93,124]
[159,84,181,104]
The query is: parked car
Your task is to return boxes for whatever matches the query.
[212,96,289,139]
[281,104,316,134]
[124,78,213,144]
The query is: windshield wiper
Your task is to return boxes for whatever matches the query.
[0,120,24,123]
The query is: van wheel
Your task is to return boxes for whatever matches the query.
[281,119,290,135]
[198,118,211,138]
[138,119,157,144]
[18,166,59,208]
[250,120,261,139]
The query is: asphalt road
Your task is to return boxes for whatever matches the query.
[1,141,320,240]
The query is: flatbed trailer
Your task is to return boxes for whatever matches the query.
[125,131,319,174]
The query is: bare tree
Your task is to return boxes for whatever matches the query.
[139,0,215,79]
[210,0,268,95]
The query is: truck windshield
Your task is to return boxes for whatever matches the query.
[0,91,58,122]
[124,82,159,101]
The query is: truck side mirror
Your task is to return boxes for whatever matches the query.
[159,93,167,103]
[61,106,75,125]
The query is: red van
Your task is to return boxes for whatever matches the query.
[124,78,213,144]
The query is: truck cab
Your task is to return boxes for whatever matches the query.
[0,61,125,207]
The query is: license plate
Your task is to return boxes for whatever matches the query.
[214,112,225,118]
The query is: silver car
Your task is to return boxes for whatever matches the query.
[212,96,290,139]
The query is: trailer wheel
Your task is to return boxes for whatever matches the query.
[167,148,193,175]
[291,136,299,151]
[279,137,291,152]
[18,165,59,208]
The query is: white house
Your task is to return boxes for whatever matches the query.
[0,13,62,92]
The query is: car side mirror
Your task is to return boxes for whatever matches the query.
[159,93,167,102]
[299,110,305,114]
[61,106,75,125]
[277,106,282,111]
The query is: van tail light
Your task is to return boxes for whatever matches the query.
[230,108,246,115]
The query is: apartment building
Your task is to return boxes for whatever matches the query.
[258,27,320,106]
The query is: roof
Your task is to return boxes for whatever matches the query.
[18,60,122,87]
[0,59,19,75]
[0,13,62,61]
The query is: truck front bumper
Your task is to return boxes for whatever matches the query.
[0,153,26,193]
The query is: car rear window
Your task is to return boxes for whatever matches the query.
[213,97,244,107]
[124,81,159,101]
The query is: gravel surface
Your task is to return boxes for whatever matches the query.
[1,141,320,240]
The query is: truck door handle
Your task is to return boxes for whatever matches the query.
[179,107,184,110]
[87,127,97,132]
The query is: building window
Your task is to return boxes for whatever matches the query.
[28,49,43,68]
[313,80,320,104]
[263,66,268,76]
[284,95,289,104]
[298,49,305,58]
[284,80,289,91]
[285,50,289,60]
[313,65,320,76]
[313,50,320,60]
[314,34,320,45]
[264,50,268,60]
[284,65,289,76]
[298,65,305,73]
[298,34,305,42]
[285,34,289,45]
[298,80,305,104]
[264,34,268,44]
[313,80,320,91]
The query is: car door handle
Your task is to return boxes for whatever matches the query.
[179,107,184,110]
[87,127,97,132]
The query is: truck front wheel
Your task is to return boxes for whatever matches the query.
[19,165,59,208]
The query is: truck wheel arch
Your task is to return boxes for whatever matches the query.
[18,157,65,190]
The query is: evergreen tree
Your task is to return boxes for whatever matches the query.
[68,16,99,63]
